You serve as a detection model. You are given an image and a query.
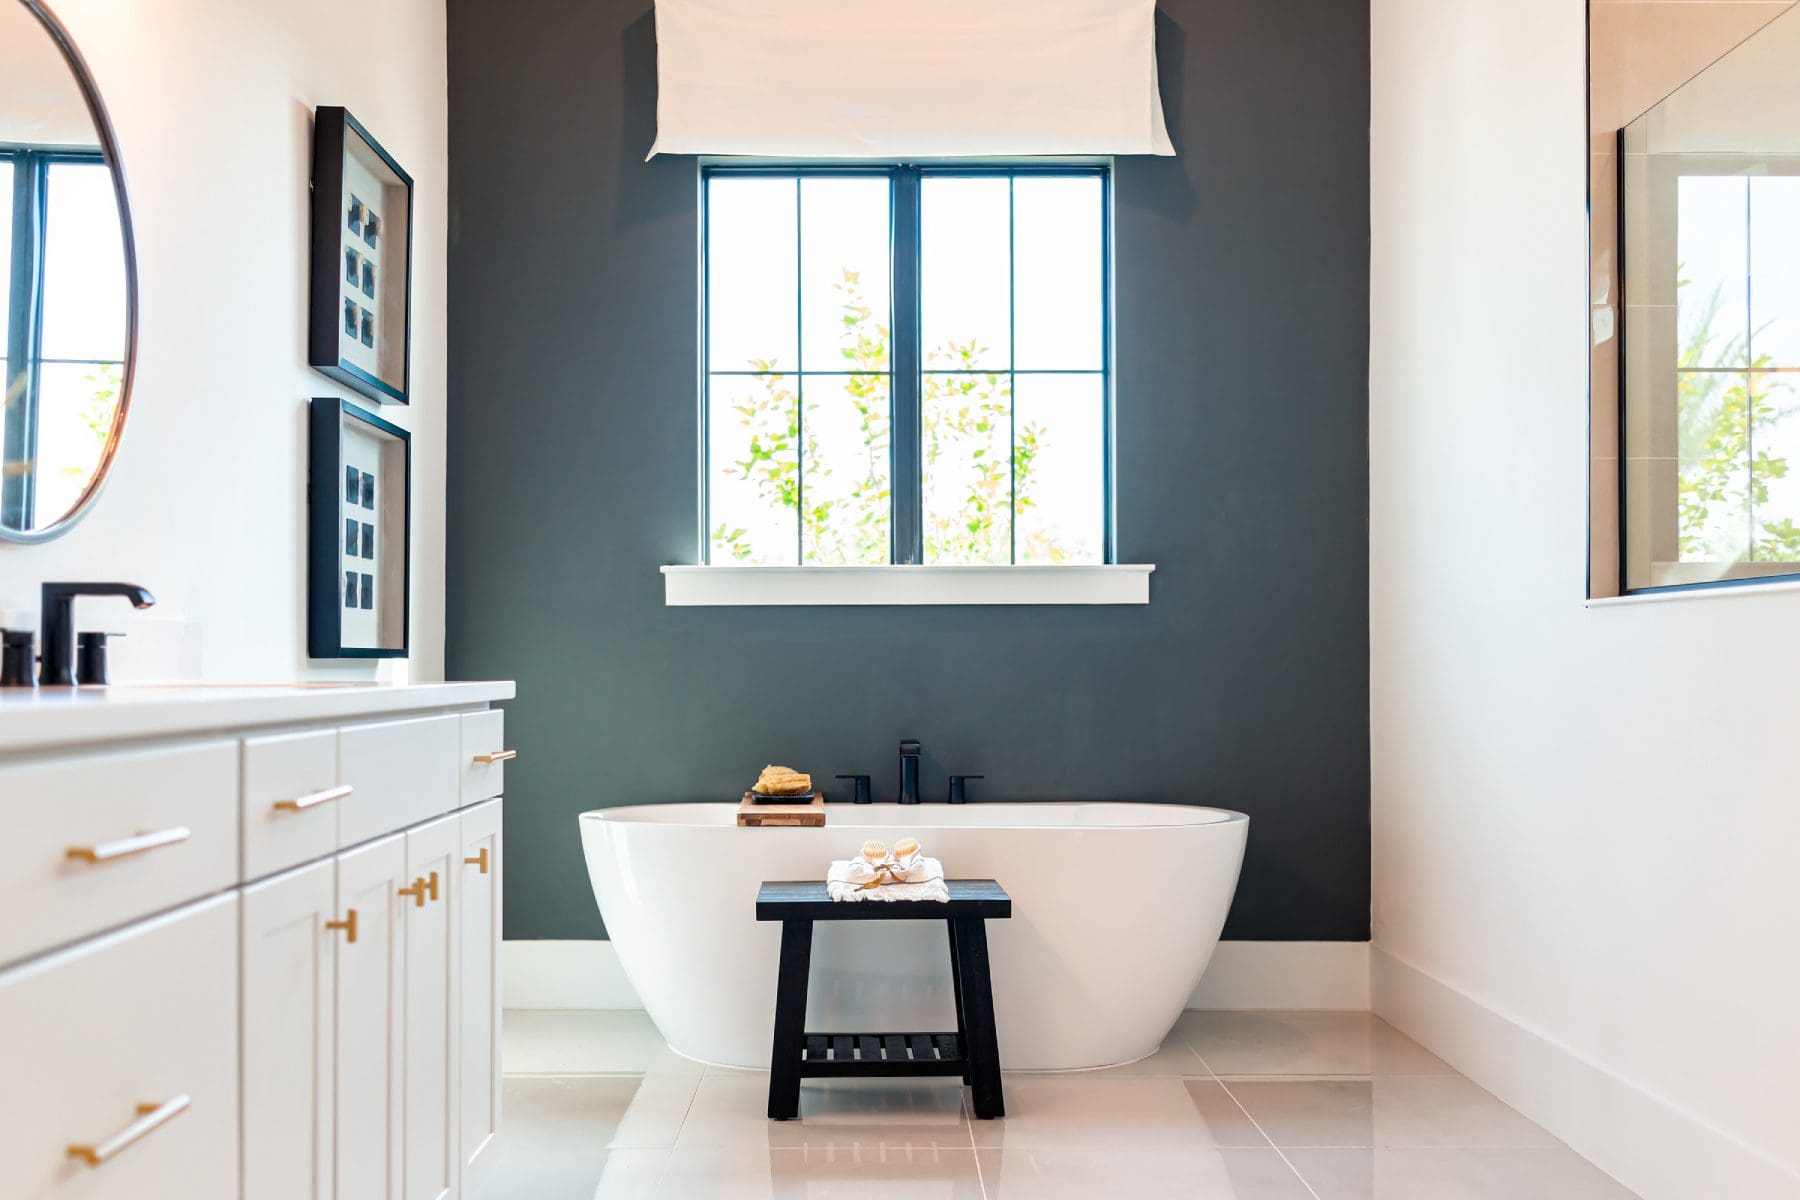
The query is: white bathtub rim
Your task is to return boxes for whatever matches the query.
[579,801,1250,832]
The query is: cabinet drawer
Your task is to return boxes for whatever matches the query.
[460,709,508,805]
[0,895,239,1199]
[242,729,343,881]
[339,714,459,847]
[0,740,238,967]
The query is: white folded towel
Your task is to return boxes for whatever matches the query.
[827,855,949,902]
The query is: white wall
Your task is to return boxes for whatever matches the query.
[1371,1,1800,1197]
[0,0,447,682]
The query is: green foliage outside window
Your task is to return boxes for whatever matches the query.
[1676,280,1800,563]
[710,270,1072,566]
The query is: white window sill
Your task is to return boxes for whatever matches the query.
[661,564,1154,607]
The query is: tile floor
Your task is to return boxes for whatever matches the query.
[473,1009,1641,1199]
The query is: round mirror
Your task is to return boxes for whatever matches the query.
[0,0,135,542]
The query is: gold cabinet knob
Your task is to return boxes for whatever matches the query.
[326,909,358,943]
[464,847,490,874]
[472,749,516,765]
[397,878,429,907]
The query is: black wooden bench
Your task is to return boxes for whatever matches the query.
[755,879,1010,1120]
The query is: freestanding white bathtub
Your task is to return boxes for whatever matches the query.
[579,802,1248,1070]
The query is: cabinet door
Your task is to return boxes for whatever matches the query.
[336,834,406,1200]
[0,896,238,1200]
[242,860,337,1200]
[458,799,502,1192]
[404,814,461,1200]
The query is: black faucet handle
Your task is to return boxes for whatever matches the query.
[834,774,873,804]
[76,631,125,686]
[1,629,35,688]
[948,774,984,804]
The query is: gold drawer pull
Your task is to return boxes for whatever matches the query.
[274,784,352,813]
[67,1094,191,1166]
[326,909,358,943]
[66,826,191,864]
[424,870,440,902]
[472,749,516,765]
[464,848,489,874]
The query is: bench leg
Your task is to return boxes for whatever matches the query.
[951,917,1005,1119]
[767,918,813,1120]
[945,920,971,1084]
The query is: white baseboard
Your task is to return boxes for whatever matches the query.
[503,939,1370,1012]
[504,939,643,1009]
[1373,947,1800,1200]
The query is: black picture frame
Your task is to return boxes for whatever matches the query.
[308,398,411,658]
[308,106,413,405]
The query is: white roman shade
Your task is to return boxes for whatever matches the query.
[649,0,1174,159]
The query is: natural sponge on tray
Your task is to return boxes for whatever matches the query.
[752,765,813,797]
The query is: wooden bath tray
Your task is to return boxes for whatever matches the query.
[737,792,826,827]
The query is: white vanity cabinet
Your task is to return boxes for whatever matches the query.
[336,833,409,1200]
[0,682,513,1200]
[458,799,503,1190]
[242,859,337,1200]
[403,813,463,1200]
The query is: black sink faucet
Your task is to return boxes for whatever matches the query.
[40,582,154,686]
[898,739,921,805]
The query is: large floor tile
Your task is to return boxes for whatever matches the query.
[483,1074,698,1158]
[505,1009,705,1076]
[1286,1147,1643,1199]
[472,1144,668,1200]
[979,1147,1314,1199]
[1224,1077,1563,1150]
[968,1076,1269,1150]
[656,1146,985,1197]
[1180,1011,1452,1077]
[676,1075,972,1151]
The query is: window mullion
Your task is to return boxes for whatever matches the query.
[794,177,804,566]
[891,166,923,564]
[2,151,46,530]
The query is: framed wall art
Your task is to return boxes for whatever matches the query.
[308,398,410,658]
[309,106,413,405]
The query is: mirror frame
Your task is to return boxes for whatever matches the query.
[0,0,138,544]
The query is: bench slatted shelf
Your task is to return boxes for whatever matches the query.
[756,879,1009,1120]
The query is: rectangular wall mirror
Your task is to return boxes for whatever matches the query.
[1591,2,1800,596]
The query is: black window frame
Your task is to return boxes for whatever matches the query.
[700,161,1115,566]
[0,144,116,530]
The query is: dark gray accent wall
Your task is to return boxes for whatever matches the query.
[446,0,1371,943]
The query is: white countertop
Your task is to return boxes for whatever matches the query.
[0,681,516,754]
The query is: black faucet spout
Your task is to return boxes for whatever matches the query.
[898,739,921,804]
[39,581,155,686]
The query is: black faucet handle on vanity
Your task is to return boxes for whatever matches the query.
[834,774,873,804]
[76,631,126,686]
[898,739,922,805]
[39,582,155,686]
[0,630,35,687]
[948,774,984,804]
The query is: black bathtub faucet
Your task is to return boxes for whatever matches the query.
[898,739,921,805]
